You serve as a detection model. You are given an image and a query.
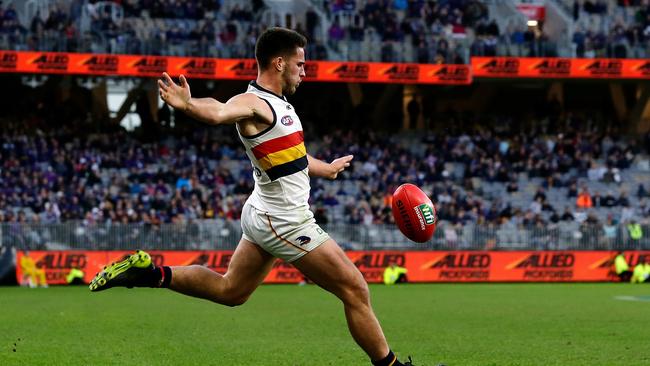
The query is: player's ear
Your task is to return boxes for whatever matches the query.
[274,56,283,72]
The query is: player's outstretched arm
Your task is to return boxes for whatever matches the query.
[158,72,264,125]
[307,154,353,180]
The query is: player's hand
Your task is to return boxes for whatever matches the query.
[158,72,191,111]
[329,155,353,179]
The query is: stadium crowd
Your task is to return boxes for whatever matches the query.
[0,121,252,226]
[0,0,648,61]
[569,0,650,58]
[1,0,268,59]
[1,113,649,246]
[321,0,489,63]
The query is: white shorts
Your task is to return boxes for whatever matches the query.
[240,203,330,262]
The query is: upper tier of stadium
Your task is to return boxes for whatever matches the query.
[0,0,647,63]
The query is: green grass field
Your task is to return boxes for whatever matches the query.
[1,283,649,365]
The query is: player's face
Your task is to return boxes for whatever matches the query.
[282,47,306,95]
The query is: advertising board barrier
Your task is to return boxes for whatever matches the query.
[15,251,650,285]
[0,51,473,84]
[471,57,650,79]
[3,51,649,82]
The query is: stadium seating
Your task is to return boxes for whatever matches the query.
[562,0,650,58]
[1,0,646,60]
[1,114,649,250]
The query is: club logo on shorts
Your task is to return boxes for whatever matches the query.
[296,236,311,246]
[281,115,294,126]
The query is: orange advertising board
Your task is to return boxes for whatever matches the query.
[15,250,650,285]
[306,61,472,84]
[5,51,649,81]
[570,58,650,78]
[472,57,650,79]
[2,51,648,81]
[0,51,472,84]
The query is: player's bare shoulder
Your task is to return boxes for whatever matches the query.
[229,93,274,137]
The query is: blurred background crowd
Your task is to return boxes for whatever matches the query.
[2,98,649,250]
[0,0,648,63]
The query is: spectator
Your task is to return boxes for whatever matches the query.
[613,251,632,282]
[567,182,579,198]
[626,219,643,246]
[602,192,618,207]
[603,216,618,248]
[383,260,408,285]
[327,17,345,51]
[20,251,48,288]
[576,188,593,208]
[638,183,648,198]
[630,257,650,283]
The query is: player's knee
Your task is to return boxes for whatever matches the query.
[222,297,247,307]
[340,278,370,306]
[220,292,250,307]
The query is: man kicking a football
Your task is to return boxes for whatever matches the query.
[89,27,413,366]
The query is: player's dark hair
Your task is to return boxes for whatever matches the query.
[255,27,307,70]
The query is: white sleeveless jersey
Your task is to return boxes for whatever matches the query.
[236,81,310,213]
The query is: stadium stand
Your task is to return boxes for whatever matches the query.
[563,0,650,58]
[1,0,646,60]
[1,105,649,251]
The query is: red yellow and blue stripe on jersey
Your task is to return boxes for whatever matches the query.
[251,131,308,181]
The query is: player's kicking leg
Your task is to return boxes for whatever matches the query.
[292,239,414,366]
[89,239,276,306]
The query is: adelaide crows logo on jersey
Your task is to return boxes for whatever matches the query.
[281,115,294,126]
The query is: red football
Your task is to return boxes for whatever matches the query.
[391,183,437,243]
